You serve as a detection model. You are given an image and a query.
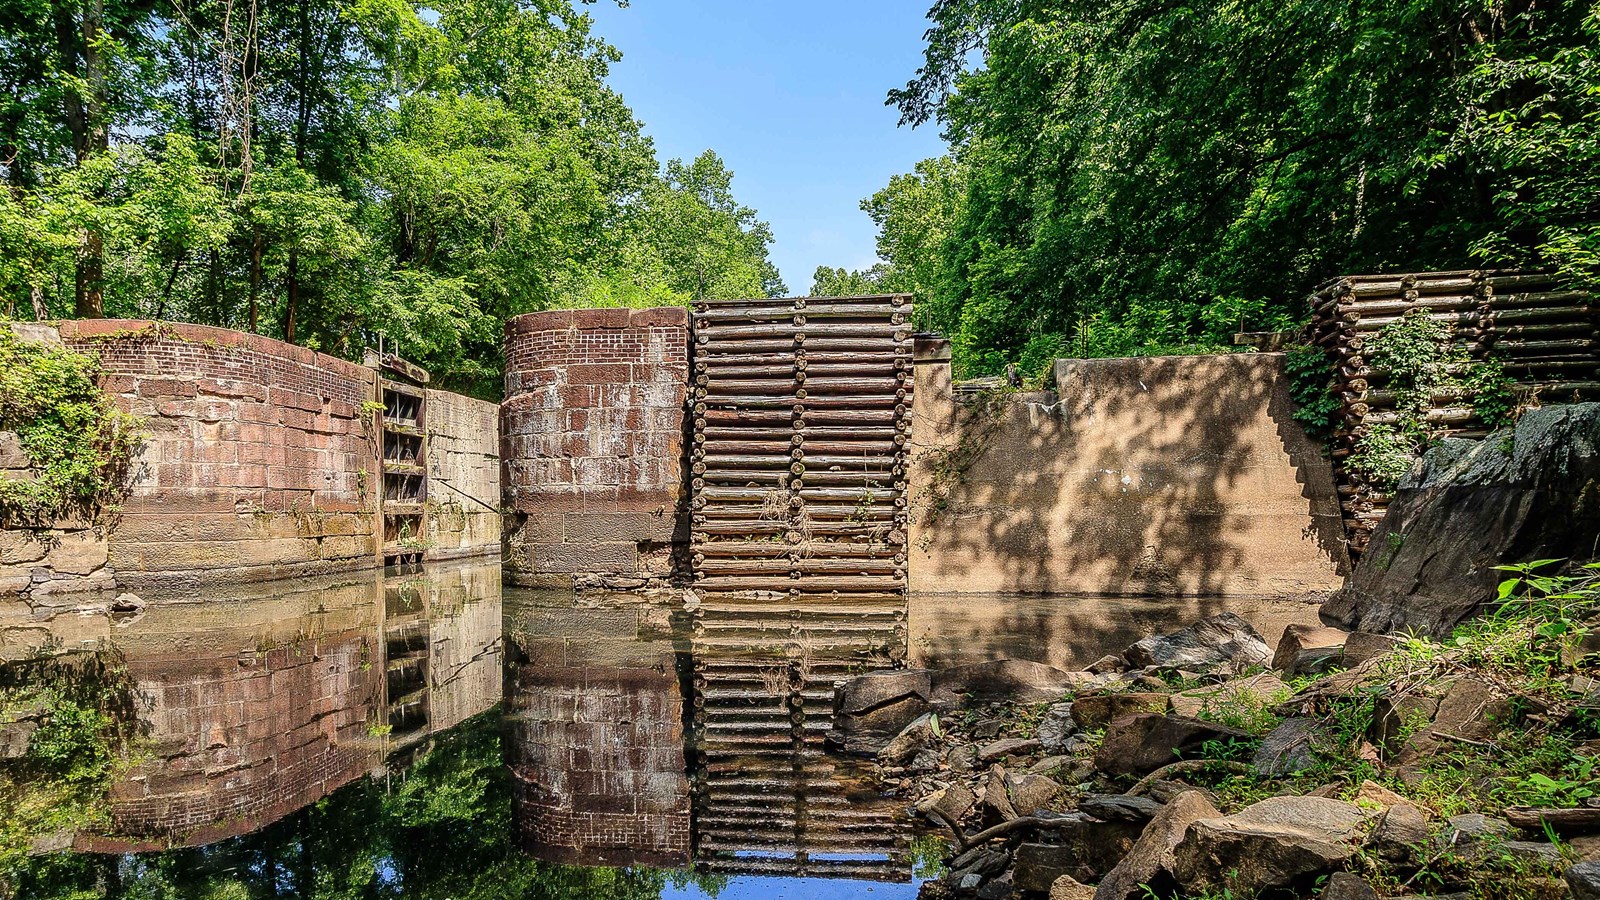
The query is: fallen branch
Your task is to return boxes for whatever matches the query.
[1127,760,1251,797]
[952,816,1049,852]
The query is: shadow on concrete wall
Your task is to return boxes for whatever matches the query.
[911,354,1346,600]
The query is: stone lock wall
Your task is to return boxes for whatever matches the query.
[908,340,1349,596]
[501,308,690,589]
[58,320,380,590]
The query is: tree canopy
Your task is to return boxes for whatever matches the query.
[854,0,1600,377]
[0,0,785,396]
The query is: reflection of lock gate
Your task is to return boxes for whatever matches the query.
[684,297,915,878]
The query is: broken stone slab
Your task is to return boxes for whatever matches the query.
[1252,717,1324,777]
[1094,713,1252,777]
[1271,624,1349,676]
[1031,812,1145,881]
[1376,674,1515,763]
[1172,796,1373,896]
[879,713,936,768]
[827,669,932,756]
[1071,691,1167,731]
[1086,653,1126,674]
[1028,755,1072,776]
[1366,801,1429,865]
[1093,790,1222,900]
[931,659,1089,706]
[981,765,1019,826]
[1036,701,1077,754]
[1505,806,1600,834]
[1122,612,1270,674]
[975,873,1014,900]
[1168,672,1285,718]
[979,737,1042,764]
[950,846,1011,882]
[949,743,979,773]
[1079,794,1163,823]
[1015,843,1085,893]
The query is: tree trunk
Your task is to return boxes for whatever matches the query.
[249,225,263,332]
[284,247,299,343]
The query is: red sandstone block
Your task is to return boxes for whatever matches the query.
[629,306,688,328]
[571,308,631,329]
[196,377,268,402]
[100,374,139,395]
[567,363,632,385]
[278,408,317,431]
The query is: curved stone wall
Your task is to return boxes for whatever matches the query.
[58,320,381,589]
[501,308,689,588]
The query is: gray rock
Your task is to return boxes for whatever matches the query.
[1028,755,1072,776]
[949,744,979,773]
[0,720,38,759]
[878,713,936,767]
[827,669,932,756]
[1086,654,1126,674]
[1367,801,1429,865]
[918,783,977,825]
[958,873,984,891]
[1037,701,1078,754]
[1320,872,1379,900]
[975,876,1013,900]
[1252,718,1323,776]
[1567,861,1600,900]
[950,846,1010,879]
[1323,403,1600,638]
[981,765,1018,826]
[979,737,1042,763]
[909,747,940,773]
[1444,812,1514,846]
[1079,793,1163,823]
[1008,773,1062,816]
[1172,796,1373,896]
[1071,691,1168,730]
[1015,843,1084,893]
[1123,612,1270,674]
[1031,814,1144,880]
[1095,713,1252,776]
[1093,790,1222,900]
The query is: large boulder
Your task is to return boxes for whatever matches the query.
[1323,403,1600,639]
[1173,796,1373,895]
[1095,713,1251,776]
[826,669,931,756]
[1252,717,1325,776]
[1094,790,1223,900]
[1123,612,1270,674]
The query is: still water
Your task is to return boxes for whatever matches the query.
[1,558,1318,899]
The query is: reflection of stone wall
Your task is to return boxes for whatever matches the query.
[90,579,382,850]
[908,341,1348,595]
[423,562,503,732]
[424,389,500,559]
[505,605,689,868]
[501,308,689,589]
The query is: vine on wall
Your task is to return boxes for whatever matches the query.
[1347,310,1515,490]
[0,325,143,525]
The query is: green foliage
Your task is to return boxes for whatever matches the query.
[1347,311,1516,490]
[872,0,1600,376]
[0,326,142,523]
[0,0,782,398]
[1284,345,1340,443]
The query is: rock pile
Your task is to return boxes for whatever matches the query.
[842,612,1597,899]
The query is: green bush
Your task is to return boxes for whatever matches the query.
[0,325,142,524]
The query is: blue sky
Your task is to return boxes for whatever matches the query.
[585,1,949,295]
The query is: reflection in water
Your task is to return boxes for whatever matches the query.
[5,564,1322,898]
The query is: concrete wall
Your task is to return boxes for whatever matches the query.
[907,342,1348,596]
[501,308,689,589]
[58,320,380,590]
[424,389,501,559]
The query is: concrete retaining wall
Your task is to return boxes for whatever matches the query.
[424,389,500,560]
[907,341,1348,596]
[501,308,689,589]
